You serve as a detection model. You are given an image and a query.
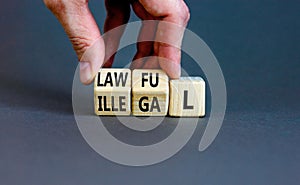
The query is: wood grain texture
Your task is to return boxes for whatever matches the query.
[169,77,205,117]
[94,69,131,116]
[132,69,169,116]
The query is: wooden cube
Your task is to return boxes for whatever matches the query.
[169,77,205,117]
[94,69,131,116]
[132,69,169,116]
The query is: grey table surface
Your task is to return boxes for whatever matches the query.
[0,0,299,185]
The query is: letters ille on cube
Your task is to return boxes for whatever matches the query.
[94,69,205,117]
[94,69,131,116]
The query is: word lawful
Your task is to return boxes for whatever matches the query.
[94,69,205,117]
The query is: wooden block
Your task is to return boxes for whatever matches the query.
[132,69,169,116]
[94,69,131,116]
[169,77,205,117]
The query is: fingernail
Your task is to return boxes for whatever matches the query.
[79,61,93,85]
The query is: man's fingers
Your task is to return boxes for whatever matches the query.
[44,0,104,84]
[154,24,184,78]
[139,0,190,78]
[131,1,157,69]
[131,41,154,69]
[103,0,130,68]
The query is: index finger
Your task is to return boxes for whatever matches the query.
[139,0,190,78]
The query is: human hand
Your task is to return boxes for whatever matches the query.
[44,0,190,84]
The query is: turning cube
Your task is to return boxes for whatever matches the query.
[94,69,131,116]
[169,77,205,117]
[132,69,169,116]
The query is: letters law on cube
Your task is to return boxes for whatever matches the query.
[94,69,131,116]
[132,69,169,116]
[169,77,205,117]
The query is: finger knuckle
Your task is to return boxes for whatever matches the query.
[69,36,92,59]
[169,2,190,25]
[185,7,191,22]
[180,3,190,24]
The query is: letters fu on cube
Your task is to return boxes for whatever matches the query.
[94,69,205,117]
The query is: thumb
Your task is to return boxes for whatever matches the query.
[44,0,105,85]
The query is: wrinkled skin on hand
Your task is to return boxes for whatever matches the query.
[44,0,190,84]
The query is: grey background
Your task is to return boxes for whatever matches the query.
[0,0,299,184]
